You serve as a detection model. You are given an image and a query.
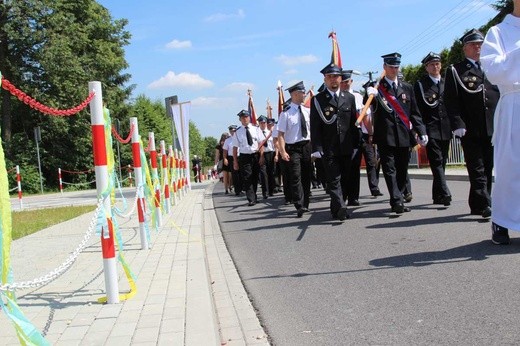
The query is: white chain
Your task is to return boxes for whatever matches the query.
[0,196,105,292]
[113,186,140,218]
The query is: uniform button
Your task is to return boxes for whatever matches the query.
[486,107,489,110]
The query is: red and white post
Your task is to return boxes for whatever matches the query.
[149,132,162,227]
[169,145,177,205]
[58,168,63,194]
[89,81,119,304]
[130,117,149,249]
[160,140,171,214]
[16,165,23,210]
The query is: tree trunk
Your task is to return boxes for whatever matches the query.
[0,0,12,143]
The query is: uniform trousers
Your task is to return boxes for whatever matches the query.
[285,141,312,210]
[361,136,381,194]
[379,144,410,207]
[344,148,362,202]
[460,136,493,212]
[426,138,451,200]
[238,153,260,203]
[259,151,275,197]
[322,153,351,215]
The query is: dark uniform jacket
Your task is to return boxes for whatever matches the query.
[368,79,426,147]
[443,58,500,138]
[413,75,452,141]
[310,90,359,157]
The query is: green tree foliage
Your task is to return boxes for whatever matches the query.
[0,0,131,189]
[204,136,218,166]
[132,95,173,150]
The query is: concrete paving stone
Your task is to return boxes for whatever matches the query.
[54,339,81,346]
[109,321,138,337]
[221,326,245,341]
[115,310,140,323]
[69,313,96,327]
[243,329,268,342]
[120,299,144,312]
[58,325,90,340]
[157,332,184,345]
[160,317,185,333]
[140,303,164,316]
[79,329,110,346]
[217,306,239,318]
[43,320,70,335]
[217,315,241,328]
[104,335,133,345]
[131,326,160,343]
[162,306,185,320]
[86,317,117,332]
[164,297,184,308]
[225,340,247,346]
[145,294,166,305]
[96,304,123,319]
[137,313,162,328]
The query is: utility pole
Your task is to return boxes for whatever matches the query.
[115,118,122,183]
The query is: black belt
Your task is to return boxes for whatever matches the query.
[285,140,309,150]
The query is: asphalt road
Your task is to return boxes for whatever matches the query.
[212,177,520,345]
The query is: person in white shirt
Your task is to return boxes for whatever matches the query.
[481,1,520,245]
[278,81,312,218]
[232,110,264,206]
[223,125,241,195]
[257,115,276,199]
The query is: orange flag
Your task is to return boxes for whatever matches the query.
[277,80,285,118]
[247,89,258,125]
[328,31,342,68]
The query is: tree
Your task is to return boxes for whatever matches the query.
[0,0,132,189]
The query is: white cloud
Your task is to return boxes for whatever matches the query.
[165,39,192,49]
[284,69,298,75]
[275,54,318,66]
[204,9,245,23]
[223,82,254,92]
[191,96,236,108]
[148,71,214,89]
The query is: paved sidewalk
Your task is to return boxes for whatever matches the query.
[0,181,268,345]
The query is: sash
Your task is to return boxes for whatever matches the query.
[378,85,411,129]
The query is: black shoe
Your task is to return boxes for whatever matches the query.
[248,201,256,206]
[269,193,274,196]
[404,193,413,203]
[482,207,492,218]
[492,222,510,245]
[225,190,229,195]
[347,200,360,206]
[372,190,383,197]
[263,195,268,200]
[284,200,291,205]
[297,208,305,218]
[433,195,451,206]
[391,204,411,214]
[337,206,348,221]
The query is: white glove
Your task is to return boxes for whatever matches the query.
[213,164,217,171]
[311,151,322,159]
[453,128,466,137]
[418,135,429,146]
[366,86,378,97]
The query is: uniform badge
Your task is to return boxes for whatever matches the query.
[428,97,433,102]
[469,82,474,87]
[432,94,437,99]
[471,76,477,81]
[401,94,407,102]
[325,111,330,116]
[463,77,468,82]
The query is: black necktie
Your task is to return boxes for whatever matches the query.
[475,61,482,71]
[333,93,338,102]
[262,130,268,147]
[299,105,308,138]
[245,126,253,146]
[392,82,398,96]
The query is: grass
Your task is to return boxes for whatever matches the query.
[11,205,96,240]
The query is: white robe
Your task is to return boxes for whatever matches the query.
[481,14,520,231]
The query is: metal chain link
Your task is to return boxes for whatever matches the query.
[0,196,105,292]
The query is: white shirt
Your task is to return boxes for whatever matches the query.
[232,124,263,154]
[429,75,441,85]
[259,128,274,152]
[277,102,311,144]
[223,136,237,157]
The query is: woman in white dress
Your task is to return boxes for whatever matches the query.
[481,0,520,245]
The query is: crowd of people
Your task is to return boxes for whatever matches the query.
[212,23,518,245]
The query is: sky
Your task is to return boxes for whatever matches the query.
[97,0,498,140]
